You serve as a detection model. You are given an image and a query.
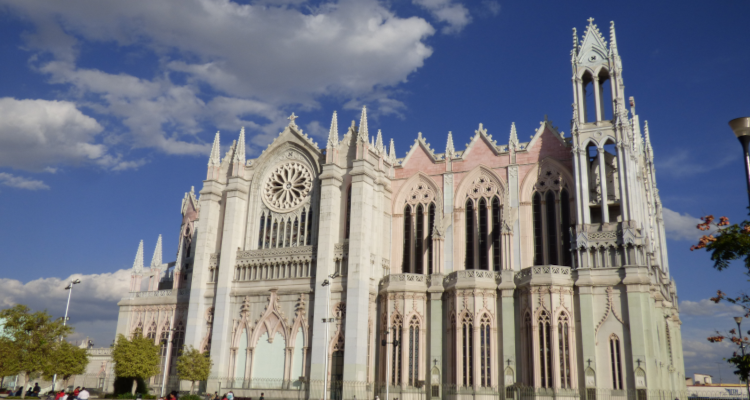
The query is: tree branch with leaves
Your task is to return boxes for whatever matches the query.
[175,346,212,394]
[112,331,161,395]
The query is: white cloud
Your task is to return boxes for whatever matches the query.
[413,0,472,34]
[663,207,702,241]
[0,269,131,347]
[481,1,500,16]
[680,299,744,317]
[0,172,50,190]
[657,149,737,178]
[1,0,437,164]
[0,98,106,171]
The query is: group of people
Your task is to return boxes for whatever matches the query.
[12,383,42,398]
[53,386,89,400]
[207,391,265,400]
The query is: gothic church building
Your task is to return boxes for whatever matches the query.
[116,19,685,398]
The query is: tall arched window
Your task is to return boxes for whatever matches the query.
[392,315,403,385]
[403,206,412,273]
[462,314,474,387]
[492,197,502,271]
[465,199,474,269]
[146,321,157,341]
[558,313,571,388]
[560,189,572,266]
[428,203,436,274]
[408,316,420,386]
[533,192,544,265]
[538,311,552,388]
[306,209,313,245]
[610,334,623,390]
[478,198,489,270]
[545,191,558,265]
[480,315,492,387]
[450,314,457,384]
[258,215,266,248]
[524,312,533,385]
[415,204,424,274]
[345,186,352,239]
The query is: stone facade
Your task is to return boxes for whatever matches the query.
[114,18,685,398]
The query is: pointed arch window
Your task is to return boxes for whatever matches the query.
[415,204,424,274]
[524,312,533,385]
[492,197,502,270]
[408,316,420,386]
[560,189,572,266]
[610,334,623,390]
[345,186,352,239]
[465,199,475,269]
[538,311,552,388]
[146,321,157,341]
[402,202,436,274]
[462,314,474,387]
[391,315,403,385]
[532,167,573,267]
[428,203,436,274]
[480,314,492,387]
[533,193,544,265]
[478,198,489,270]
[403,206,412,273]
[558,313,571,388]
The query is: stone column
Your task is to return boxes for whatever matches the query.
[597,146,610,223]
[428,279,444,399]
[209,177,249,379]
[499,270,516,386]
[443,173,454,273]
[593,76,603,122]
[310,164,344,388]
[343,158,375,385]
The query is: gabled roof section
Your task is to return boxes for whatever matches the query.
[460,123,502,159]
[524,118,569,152]
[577,17,609,64]
[250,114,322,166]
[400,132,439,167]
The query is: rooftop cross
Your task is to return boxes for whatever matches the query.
[288,113,298,125]
[587,17,595,25]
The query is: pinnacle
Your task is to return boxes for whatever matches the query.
[609,21,619,56]
[234,127,246,164]
[151,234,163,267]
[509,122,519,149]
[375,129,384,153]
[389,138,396,163]
[208,131,221,166]
[358,106,368,143]
[446,131,455,156]
[644,121,653,156]
[133,240,144,273]
[328,111,339,148]
[572,27,578,55]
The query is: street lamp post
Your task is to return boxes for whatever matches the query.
[321,271,339,400]
[734,316,750,399]
[160,316,175,398]
[380,325,400,400]
[729,117,750,208]
[53,279,82,391]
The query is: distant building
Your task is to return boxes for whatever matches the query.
[687,374,747,400]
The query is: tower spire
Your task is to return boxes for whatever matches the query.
[208,131,221,166]
[446,131,455,158]
[375,129,384,154]
[388,138,396,163]
[151,235,162,267]
[327,111,339,148]
[133,240,144,274]
[358,106,369,143]
[572,27,579,56]
[644,121,654,160]
[609,21,619,57]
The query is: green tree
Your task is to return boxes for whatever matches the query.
[692,214,750,383]
[0,337,21,388]
[175,346,212,394]
[0,305,72,399]
[112,332,160,395]
[42,341,89,388]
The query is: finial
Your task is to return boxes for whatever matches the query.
[475,123,487,136]
[446,131,455,157]
[572,27,578,54]
[327,111,339,148]
[287,112,298,126]
[358,106,369,143]
[587,17,595,26]
[234,127,246,165]
[375,129,384,153]
[388,138,396,163]
[509,122,519,149]
[644,120,654,157]
[151,235,163,267]
[418,131,423,140]
[208,131,221,166]
[133,240,144,274]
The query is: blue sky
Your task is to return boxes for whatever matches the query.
[1,0,749,382]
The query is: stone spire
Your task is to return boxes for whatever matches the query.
[644,120,654,160]
[208,131,221,166]
[233,127,246,165]
[388,138,396,163]
[508,122,519,149]
[572,27,579,57]
[151,235,162,267]
[445,131,455,158]
[357,106,369,143]
[327,111,339,148]
[133,240,144,275]
[609,21,619,57]
[375,129,384,154]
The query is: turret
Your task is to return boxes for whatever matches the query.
[148,235,163,291]
[207,132,221,180]
[130,240,144,292]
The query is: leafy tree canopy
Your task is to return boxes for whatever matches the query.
[112,332,160,395]
[42,341,89,381]
[175,346,212,394]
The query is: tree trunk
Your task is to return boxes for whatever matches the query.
[190,381,195,395]
[131,378,138,396]
[20,372,27,399]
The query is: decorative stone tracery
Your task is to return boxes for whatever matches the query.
[262,161,313,212]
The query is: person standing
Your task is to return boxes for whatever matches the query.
[77,387,90,400]
[259,393,264,400]
[226,392,233,400]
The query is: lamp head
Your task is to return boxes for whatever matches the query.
[735,316,743,324]
[65,285,71,290]
[72,279,81,284]
[729,117,750,139]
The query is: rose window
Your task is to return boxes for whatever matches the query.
[262,162,313,211]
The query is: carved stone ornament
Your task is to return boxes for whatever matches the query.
[406,182,437,206]
[262,161,313,212]
[535,165,566,192]
[467,173,502,200]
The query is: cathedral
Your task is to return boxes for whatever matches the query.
[115,18,685,399]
